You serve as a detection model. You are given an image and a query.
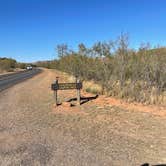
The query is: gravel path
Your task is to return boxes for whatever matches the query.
[0,69,165,166]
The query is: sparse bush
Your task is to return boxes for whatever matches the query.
[36,35,166,105]
[0,58,31,72]
[0,58,16,72]
[16,63,26,69]
[85,88,100,95]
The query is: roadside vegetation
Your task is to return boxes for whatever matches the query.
[0,57,36,73]
[0,57,17,72]
[36,34,166,105]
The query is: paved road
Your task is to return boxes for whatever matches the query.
[0,68,42,92]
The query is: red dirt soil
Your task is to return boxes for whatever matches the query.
[52,88,166,117]
[89,93,166,117]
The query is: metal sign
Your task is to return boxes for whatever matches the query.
[51,82,82,90]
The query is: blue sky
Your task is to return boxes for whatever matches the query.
[0,0,166,62]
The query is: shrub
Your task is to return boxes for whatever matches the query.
[36,35,166,105]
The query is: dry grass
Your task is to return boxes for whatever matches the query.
[68,75,166,106]
[67,75,102,94]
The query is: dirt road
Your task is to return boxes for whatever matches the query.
[0,69,165,166]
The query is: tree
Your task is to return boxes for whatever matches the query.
[0,58,17,71]
[115,33,129,88]
[56,44,68,58]
[78,43,87,56]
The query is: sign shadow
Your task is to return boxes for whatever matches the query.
[67,94,98,105]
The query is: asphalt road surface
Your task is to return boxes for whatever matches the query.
[0,68,42,92]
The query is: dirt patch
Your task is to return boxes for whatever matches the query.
[52,102,87,115]
[92,95,166,117]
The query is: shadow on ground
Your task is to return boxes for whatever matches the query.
[141,163,166,166]
[66,94,98,105]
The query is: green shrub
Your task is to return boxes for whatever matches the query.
[0,58,16,71]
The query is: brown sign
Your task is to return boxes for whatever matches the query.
[51,77,82,106]
[52,82,82,91]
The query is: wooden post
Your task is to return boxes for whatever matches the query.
[76,76,81,105]
[77,89,81,105]
[54,77,59,106]
[54,90,58,106]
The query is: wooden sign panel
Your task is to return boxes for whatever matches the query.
[51,82,82,91]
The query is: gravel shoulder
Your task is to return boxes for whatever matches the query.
[0,69,166,166]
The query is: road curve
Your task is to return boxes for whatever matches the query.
[0,68,42,92]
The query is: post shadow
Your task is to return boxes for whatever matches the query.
[66,94,98,105]
[141,163,166,166]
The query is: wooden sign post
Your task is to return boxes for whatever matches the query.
[51,76,82,106]
[53,77,59,106]
[76,76,81,105]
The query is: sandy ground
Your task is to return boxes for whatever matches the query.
[0,69,166,166]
